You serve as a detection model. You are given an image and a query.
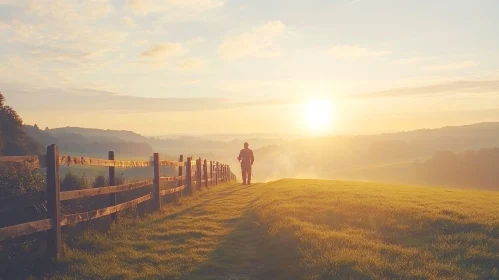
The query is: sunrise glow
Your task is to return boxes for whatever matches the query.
[301,99,335,134]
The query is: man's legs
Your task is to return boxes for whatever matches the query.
[247,165,252,184]
[241,166,247,184]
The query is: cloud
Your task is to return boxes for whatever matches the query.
[351,79,499,99]
[27,0,113,20]
[2,86,291,113]
[0,0,18,4]
[186,36,205,46]
[176,58,206,71]
[123,16,137,29]
[125,0,151,15]
[141,43,187,58]
[218,21,287,60]
[83,0,114,18]
[125,0,224,20]
[0,10,128,87]
[423,60,479,71]
[393,57,433,64]
[324,45,390,58]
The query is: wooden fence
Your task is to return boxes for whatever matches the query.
[0,144,236,261]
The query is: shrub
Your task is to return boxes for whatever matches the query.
[61,172,89,191]
[92,175,107,188]
[0,167,45,197]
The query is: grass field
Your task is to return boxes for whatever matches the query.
[43,179,499,280]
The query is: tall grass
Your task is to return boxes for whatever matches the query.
[253,179,499,280]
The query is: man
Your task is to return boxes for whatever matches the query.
[237,142,254,185]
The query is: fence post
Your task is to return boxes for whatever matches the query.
[196,158,201,190]
[210,161,213,186]
[153,153,161,210]
[223,165,226,182]
[109,151,117,222]
[203,159,208,188]
[186,157,192,195]
[178,155,183,188]
[215,162,219,185]
[46,144,61,261]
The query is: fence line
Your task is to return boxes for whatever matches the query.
[0,144,236,261]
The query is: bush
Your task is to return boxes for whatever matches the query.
[0,167,48,280]
[61,172,89,191]
[92,174,107,188]
[0,167,45,197]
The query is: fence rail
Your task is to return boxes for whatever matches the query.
[0,156,190,169]
[0,144,236,260]
[59,180,154,201]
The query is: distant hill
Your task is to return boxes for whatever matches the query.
[21,121,499,190]
[27,126,287,161]
[376,122,499,154]
[24,125,153,157]
[48,127,148,143]
[251,122,499,188]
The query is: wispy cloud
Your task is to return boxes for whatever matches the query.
[125,0,225,20]
[141,43,187,58]
[218,21,287,60]
[125,0,153,15]
[2,87,291,113]
[351,79,499,99]
[27,0,113,20]
[123,16,138,29]
[393,57,434,64]
[0,4,128,87]
[324,45,390,58]
[176,58,207,71]
[423,60,479,71]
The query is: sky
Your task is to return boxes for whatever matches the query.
[1,0,499,136]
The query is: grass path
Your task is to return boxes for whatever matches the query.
[51,183,265,280]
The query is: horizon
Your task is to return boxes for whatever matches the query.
[2,0,499,135]
[25,120,499,140]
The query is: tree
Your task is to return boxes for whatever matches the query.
[0,93,43,155]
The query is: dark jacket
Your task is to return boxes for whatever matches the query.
[238,148,254,167]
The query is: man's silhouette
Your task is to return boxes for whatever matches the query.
[238,142,254,185]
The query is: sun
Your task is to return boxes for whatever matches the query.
[301,99,335,134]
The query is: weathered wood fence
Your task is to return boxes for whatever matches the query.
[0,144,236,260]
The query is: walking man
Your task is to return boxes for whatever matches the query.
[237,142,254,185]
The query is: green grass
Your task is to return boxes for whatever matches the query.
[44,179,499,280]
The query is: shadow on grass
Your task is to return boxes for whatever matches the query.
[182,206,300,279]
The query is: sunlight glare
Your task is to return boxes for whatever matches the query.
[302,99,335,134]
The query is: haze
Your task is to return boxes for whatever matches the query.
[2,0,499,136]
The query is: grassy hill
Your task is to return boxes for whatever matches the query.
[43,180,499,280]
